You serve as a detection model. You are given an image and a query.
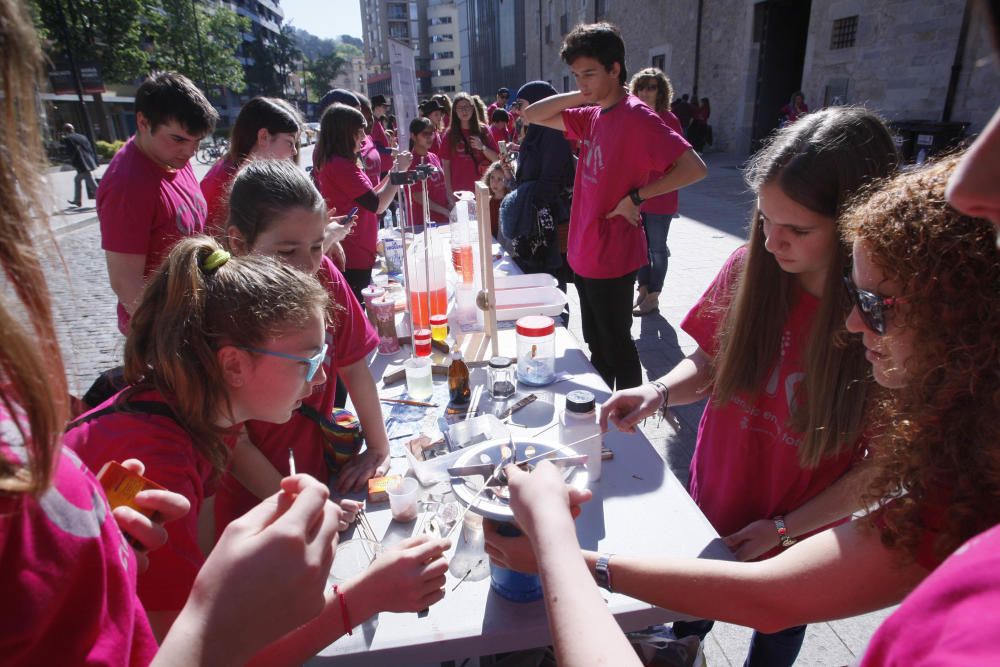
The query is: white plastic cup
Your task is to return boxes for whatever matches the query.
[404,357,433,400]
[387,477,421,522]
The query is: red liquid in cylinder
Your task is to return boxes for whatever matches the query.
[409,287,448,329]
[451,244,475,284]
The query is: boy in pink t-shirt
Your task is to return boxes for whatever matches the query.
[97,72,216,335]
[519,23,706,390]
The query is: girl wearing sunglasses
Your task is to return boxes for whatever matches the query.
[488,152,1000,667]
[213,158,393,535]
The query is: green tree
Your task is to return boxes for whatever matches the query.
[306,51,347,100]
[31,0,149,140]
[147,0,250,93]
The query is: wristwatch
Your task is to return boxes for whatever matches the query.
[595,553,614,592]
[773,516,797,548]
[628,188,645,206]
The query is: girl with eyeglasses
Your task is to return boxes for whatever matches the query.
[628,68,686,317]
[531,106,900,666]
[214,158,393,532]
[440,92,500,203]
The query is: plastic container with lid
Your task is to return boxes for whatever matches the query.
[413,329,432,357]
[559,390,603,481]
[515,315,555,386]
[487,356,516,399]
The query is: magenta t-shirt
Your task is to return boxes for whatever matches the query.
[430,131,444,158]
[370,119,394,174]
[360,134,382,187]
[859,523,1000,665]
[66,388,235,613]
[561,95,690,279]
[489,124,510,147]
[405,152,450,226]
[315,155,379,270]
[680,248,860,546]
[97,137,207,334]
[214,256,379,531]
[200,158,238,236]
[439,127,498,195]
[641,110,685,216]
[0,402,157,665]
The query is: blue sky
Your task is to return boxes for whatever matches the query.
[280,0,363,40]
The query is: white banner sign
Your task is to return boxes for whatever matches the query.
[388,38,419,152]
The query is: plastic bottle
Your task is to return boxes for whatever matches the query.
[558,390,603,481]
[448,350,471,406]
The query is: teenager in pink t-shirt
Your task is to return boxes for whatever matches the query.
[369,94,396,175]
[405,117,452,226]
[629,68,686,317]
[214,159,393,534]
[489,108,512,146]
[97,72,216,335]
[519,23,706,391]
[314,103,413,303]
[440,92,500,200]
[487,153,1000,667]
[200,96,302,236]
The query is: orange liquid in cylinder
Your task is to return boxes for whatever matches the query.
[451,244,475,284]
[409,287,448,328]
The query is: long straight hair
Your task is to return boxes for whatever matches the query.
[225,96,302,165]
[446,92,489,152]
[0,0,70,496]
[315,103,366,168]
[713,107,899,467]
[123,237,328,474]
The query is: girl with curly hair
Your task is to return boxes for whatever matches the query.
[487,153,1000,665]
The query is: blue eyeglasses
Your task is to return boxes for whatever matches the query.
[240,342,328,381]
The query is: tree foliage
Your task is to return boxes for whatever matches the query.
[247,23,300,96]
[306,51,348,99]
[31,0,149,84]
[146,0,249,92]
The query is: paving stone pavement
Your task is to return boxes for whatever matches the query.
[42,149,893,665]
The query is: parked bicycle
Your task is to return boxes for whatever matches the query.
[196,138,228,165]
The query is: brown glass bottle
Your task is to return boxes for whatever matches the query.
[448,350,471,405]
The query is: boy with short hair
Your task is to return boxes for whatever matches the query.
[521,22,707,390]
[488,108,512,146]
[97,71,217,334]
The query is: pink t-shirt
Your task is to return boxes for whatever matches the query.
[859,523,1000,666]
[315,155,379,270]
[213,256,379,531]
[360,134,382,187]
[98,137,207,334]
[0,401,157,666]
[680,248,860,545]
[405,152,450,226]
[439,127,498,195]
[370,118,394,174]
[66,388,234,612]
[561,95,690,279]
[641,110,684,216]
[200,158,238,236]
[429,131,444,158]
[489,124,510,147]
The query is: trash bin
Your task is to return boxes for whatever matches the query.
[890,120,969,164]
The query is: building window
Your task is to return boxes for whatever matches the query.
[595,0,607,19]
[434,68,455,77]
[545,24,551,43]
[431,51,454,60]
[389,22,410,39]
[651,53,665,70]
[431,34,453,42]
[387,2,407,20]
[830,16,858,49]
[560,13,568,35]
[563,75,570,92]
[430,16,452,25]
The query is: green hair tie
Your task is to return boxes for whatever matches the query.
[202,249,231,272]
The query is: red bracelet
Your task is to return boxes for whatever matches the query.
[333,584,353,636]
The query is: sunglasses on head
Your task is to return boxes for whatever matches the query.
[842,273,906,336]
[240,342,329,382]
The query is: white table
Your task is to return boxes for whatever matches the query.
[310,327,732,666]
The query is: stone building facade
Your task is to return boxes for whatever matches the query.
[524,0,999,155]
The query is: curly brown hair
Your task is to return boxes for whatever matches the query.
[842,155,1000,564]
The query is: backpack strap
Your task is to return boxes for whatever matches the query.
[66,400,179,432]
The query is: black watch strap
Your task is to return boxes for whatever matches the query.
[628,188,644,206]
[595,553,614,592]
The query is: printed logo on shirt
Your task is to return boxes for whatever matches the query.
[363,152,380,173]
[579,138,604,185]
[732,327,806,448]
[173,186,208,235]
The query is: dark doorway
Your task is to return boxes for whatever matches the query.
[750,0,812,149]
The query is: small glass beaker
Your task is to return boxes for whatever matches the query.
[404,357,434,400]
[430,313,449,341]
[487,356,516,399]
[413,329,433,357]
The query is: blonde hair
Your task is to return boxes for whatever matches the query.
[0,0,70,496]
[479,161,510,198]
[629,67,673,114]
[123,236,329,473]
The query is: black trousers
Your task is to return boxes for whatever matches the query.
[343,267,372,307]
[574,270,641,391]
